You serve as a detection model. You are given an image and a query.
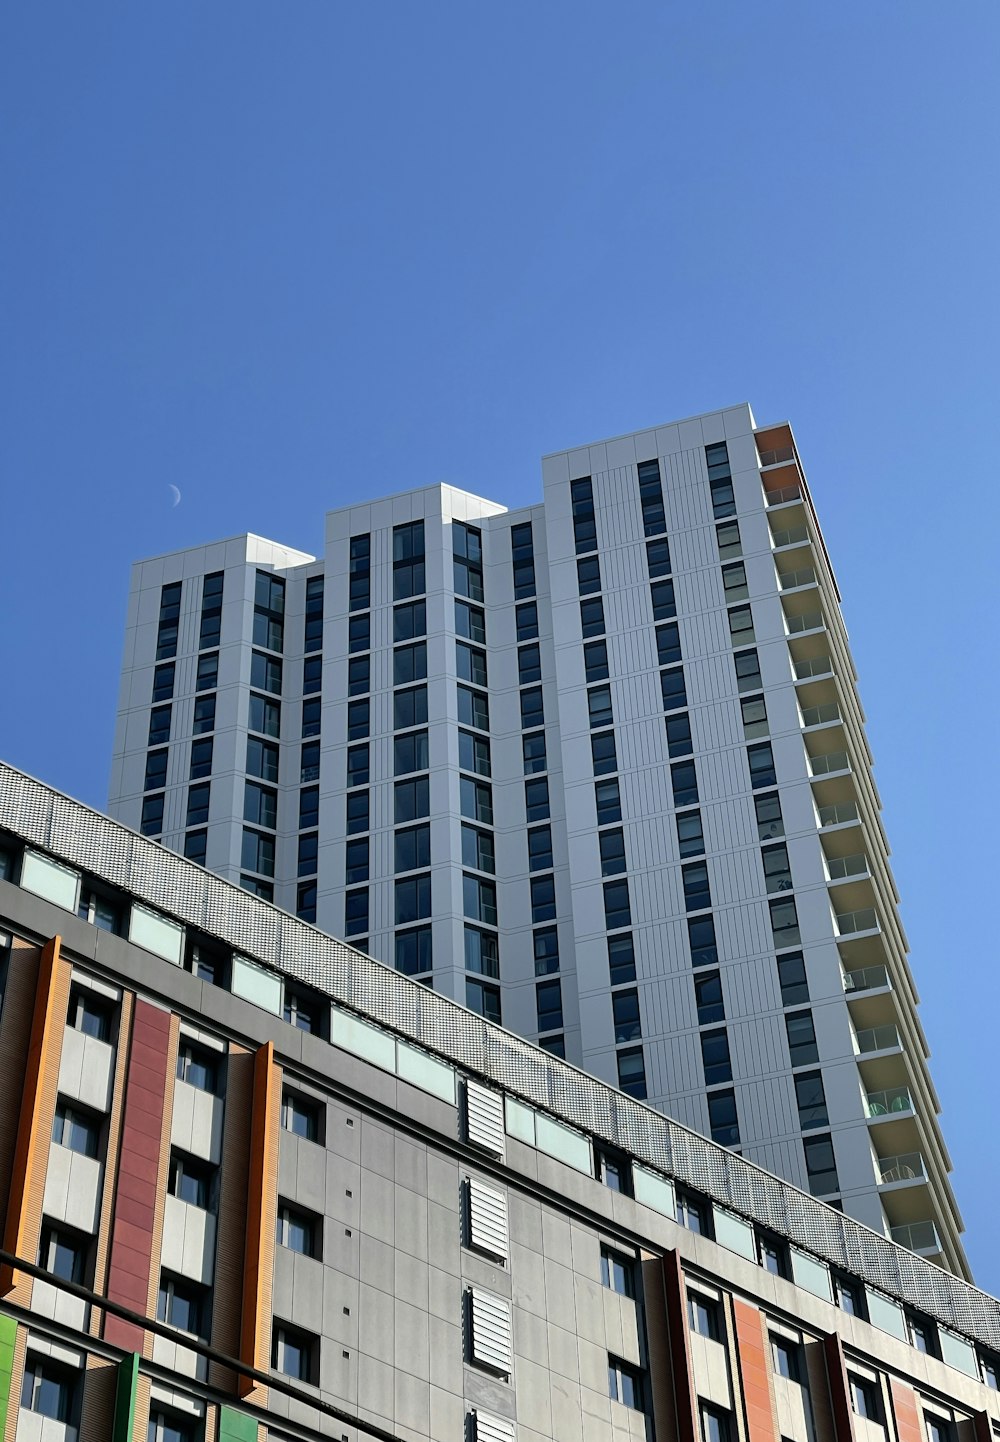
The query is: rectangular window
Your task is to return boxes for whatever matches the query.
[176,1040,218,1093]
[522,731,547,774]
[396,926,432,976]
[251,651,283,694]
[661,666,687,712]
[345,836,369,883]
[580,596,605,638]
[68,986,113,1041]
[394,730,429,775]
[241,828,275,877]
[571,477,596,554]
[240,876,273,900]
[728,604,755,645]
[588,686,613,729]
[638,458,666,536]
[148,705,171,747]
[253,570,285,652]
[741,693,768,738]
[777,952,808,1005]
[849,1376,880,1422]
[394,684,428,730]
[38,1223,88,1285]
[168,1151,213,1208]
[296,881,317,923]
[156,581,182,660]
[453,520,483,599]
[277,1202,319,1257]
[676,810,705,858]
[716,520,742,559]
[671,760,699,807]
[650,579,676,620]
[243,782,277,829]
[464,925,500,978]
[656,622,681,666]
[803,1133,839,1195]
[466,977,502,1023]
[346,790,369,834]
[302,655,322,695]
[700,1028,732,1085]
[530,874,556,923]
[459,728,491,776]
[347,656,369,698]
[460,777,493,824]
[688,914,719,969]
[456,599,486,643]
[301,697,322,738]
[695,971,724,1025]
[397,873,432,924]
[348,612,370,653]
[519,688,544,730]
[533,928,559,975]
[707,1089,740,1146]
[196,652,218,691]
[595,778,621,825]
[394,641,427,685]
[527,825,553,872]
[145,749,168,791]
[600,828,627,876]
[272,1323,317,1382]
[785,1009,818,1066]
[755,790,784,840]
[612,988,641,1042]
[304,575,324,651]
[795,1071,829,1130]
[617,1046,647,1098]
[513,554,536,599]
[516,601,538,641]
[603,879,631,930]
[395,776,431,822]
[577,554,601,595]
[592,730,618,776]
[770,1335,800,1381]
[518,644,542,685]
[152,662,175,702]
[347,743,369,788]
[688,1293,720,1340]
[349,534,370,612]
[281,1088,323,1142]
[601,1247,635,1297]
[393,520,426,599]
[762,843,792,893]
[734,648,762,693]
[682,861,711,912]
[678,1191,707,1234]
[462,824,495,874]
[300,740,320,782]
[183,830,207,865]
[20,1356,80,1425]
[140,795,164,836]
[706,441,735,518]
[248,693,280,738]
[347,698,369,740]
[344,887,369,937]
[394,599,426,642]
[769,896,800,948]
[396,824,431,873]
[646,537,671,579]
[747,742,776,789]
[722,561,749,603]
[608,933,636,986]
[457,685,490,731]
[536,979,563,1032]
[524,777,549,822]
[189,737,213,779]
[297,832,318,877]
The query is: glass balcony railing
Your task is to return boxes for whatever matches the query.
[771,524,810,548]
[836,907,879,936]
[779,566,817,590]
[878,1152,925,1185]
[786,610,824,634]
[810,751,850,776]
[794,656,833,680]
[855,1024,900,1054]
[765,482,801,505]
[866,1086,914,1118]
[818,802,859,826]
[843,964,889,993]
[827,853,868,880]
[759,446,796,467]
[802,702,841,728]
[891,1221,941,1253]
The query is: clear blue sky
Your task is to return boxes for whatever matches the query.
[2,3,997,1289]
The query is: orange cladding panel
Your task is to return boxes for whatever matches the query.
[238,1042,280,1397]
[890,1380,924,1442]
[733,1298,778,1442]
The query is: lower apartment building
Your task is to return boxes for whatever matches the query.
[0,760,997,1442]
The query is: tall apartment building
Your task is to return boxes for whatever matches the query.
[108,402,967,1277]
[1,763,999,1442]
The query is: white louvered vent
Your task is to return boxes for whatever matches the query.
[473,1409,516,1442]
[465,1079,506,1158]
[467,1177,508,1263]
[469,1288,513,1376]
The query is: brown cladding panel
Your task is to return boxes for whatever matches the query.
[662,1249,700,1442]
[822,1332,856,1442]
[104,1001,172,1352]
[890,1380,924,1442]
[732,1297,779,1442]
[238,1043,281,1401]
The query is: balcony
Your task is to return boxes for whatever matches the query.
[866,1086,914,1118]
[836,907,879,937]
[818,801,859,828]
[890,1220,942,1256]
[854,1024,900,1055]
[779,566,817,591]
[810,751,850,777]
[844,964,889,993]
[802,701,842,729]
[759,446,796,467]
[765,481,802,507]
[794,655,833,682]
[878,1152,926,1186]
[785,610,825,635]
[771,524,810,548]
[827,853,869,881]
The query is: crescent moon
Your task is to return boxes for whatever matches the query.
[169,485,181,508]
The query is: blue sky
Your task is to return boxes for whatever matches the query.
[2,2,998,1289]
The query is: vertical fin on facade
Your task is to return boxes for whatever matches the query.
[822,1331,856,1442]
[0,935,70,1298]
[732,1298,779,1442]
[111,1352,140,1442]
[662,1249,700,1442]
[0,1313,18,1437]
[238,1041,281,1399]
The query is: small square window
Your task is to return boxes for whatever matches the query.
[273,1322,317,1383]
[281,1089,323,1142]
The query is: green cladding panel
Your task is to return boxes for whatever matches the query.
[112,1352,140,1442]
[219,1405,259,1442]
[0,1312,19,1438]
